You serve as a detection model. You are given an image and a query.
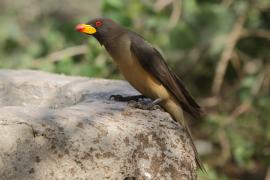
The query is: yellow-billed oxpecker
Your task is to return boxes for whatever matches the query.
[75,18,205,171]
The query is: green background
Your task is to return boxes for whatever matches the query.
[0,0,269,179]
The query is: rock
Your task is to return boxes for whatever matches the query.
[0,70,196,180]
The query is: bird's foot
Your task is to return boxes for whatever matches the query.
[128,98,163,110]
[109,94,146,102]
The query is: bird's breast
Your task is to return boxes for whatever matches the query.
[116,53,171,101]
[105,35,170,100]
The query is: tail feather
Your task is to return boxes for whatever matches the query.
[162,100,206,173]
[183,123,206,173]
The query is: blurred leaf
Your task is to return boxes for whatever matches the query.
[227,129,255,168]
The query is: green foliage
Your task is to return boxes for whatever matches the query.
[0,0,270,179]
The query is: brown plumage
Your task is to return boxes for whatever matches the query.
[76,18,205,171]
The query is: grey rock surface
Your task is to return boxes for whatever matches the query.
[0,70,196,180]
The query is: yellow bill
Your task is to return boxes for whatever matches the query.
[75,24,96,35]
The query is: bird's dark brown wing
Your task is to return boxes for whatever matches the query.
[129,32,203,119]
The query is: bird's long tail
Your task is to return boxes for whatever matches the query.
[183,121,206,172]
[162,99,206,172]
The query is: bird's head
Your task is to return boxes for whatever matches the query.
[75,18,122,45]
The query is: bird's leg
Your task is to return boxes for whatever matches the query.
[144,98,163,109]
[109,94,146,102]
[130,98,163,110]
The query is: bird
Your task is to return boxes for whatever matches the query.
[75,18,205,171]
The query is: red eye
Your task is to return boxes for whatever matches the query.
[95,21,102,27]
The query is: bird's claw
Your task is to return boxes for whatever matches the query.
[109,94,145,102]
[128,101,161,110]
[109,95,124,101]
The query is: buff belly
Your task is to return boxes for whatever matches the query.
[117,55,171,101]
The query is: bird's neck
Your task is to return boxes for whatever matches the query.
[103,34,131,63]
[95,28,125,46]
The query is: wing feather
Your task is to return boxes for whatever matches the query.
[129,33,203,119]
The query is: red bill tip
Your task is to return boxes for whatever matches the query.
[75,24,85,32]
